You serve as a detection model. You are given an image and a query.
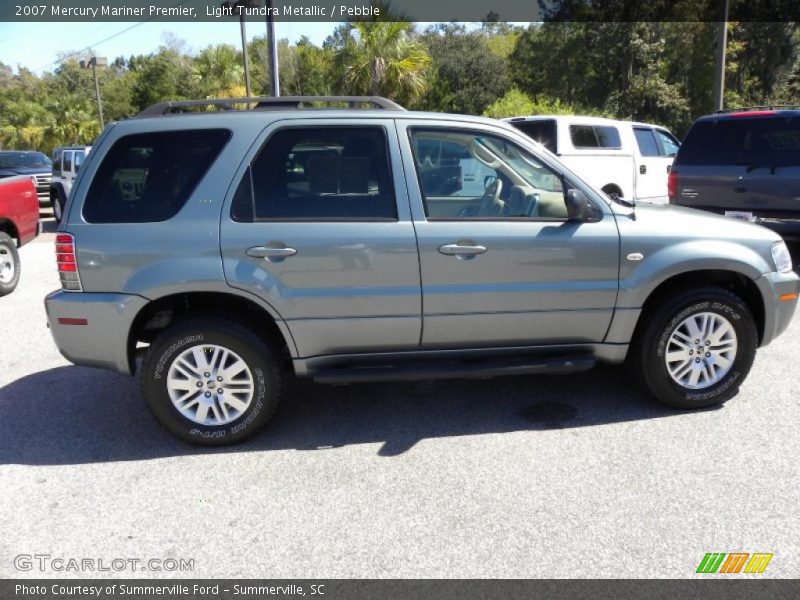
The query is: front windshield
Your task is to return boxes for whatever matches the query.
[0,152,52,169]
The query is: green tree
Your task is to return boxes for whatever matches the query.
[417,24,511,115]
[331,21,430,105]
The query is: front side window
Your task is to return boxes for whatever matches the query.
[74,150,85,172]
[509,119,557,153]
[83,129,230,223]
[570,125,621,149]
[232,126,397,221]
[63,152,73,172]
[409,128,573,220]
[53,150,63,173]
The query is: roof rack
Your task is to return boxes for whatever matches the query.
[715,105,800,114]
[138,95,405,117]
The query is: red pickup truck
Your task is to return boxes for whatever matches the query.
[0,175,40,295]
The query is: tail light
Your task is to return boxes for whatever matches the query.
[55,233,82,291]
[667,169,678,203]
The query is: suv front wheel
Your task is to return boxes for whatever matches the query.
[141,318,283,445]
[631,287,758,408]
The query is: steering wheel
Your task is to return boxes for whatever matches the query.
[477,178,503,217]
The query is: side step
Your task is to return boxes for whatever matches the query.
[310,354,596,384]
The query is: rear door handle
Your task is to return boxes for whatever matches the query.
[639,164,647,174]
[246,245,297,259]
[438,243,487,256]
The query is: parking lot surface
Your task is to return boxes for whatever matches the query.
[1,219,798,578]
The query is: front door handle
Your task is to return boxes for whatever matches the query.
[247,244,297,260]
[639,164,647,174]
[438,243,488,256]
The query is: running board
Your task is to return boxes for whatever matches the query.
[310,354,596,384]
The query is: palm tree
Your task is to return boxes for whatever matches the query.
[335,21,430,106]
[192,44,245,98]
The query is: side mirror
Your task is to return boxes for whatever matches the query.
[565,189,592,220]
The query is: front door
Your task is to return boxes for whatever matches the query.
[396,121,621,349]
[220,119,422,358]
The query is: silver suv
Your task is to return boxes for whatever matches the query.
[50,145,91,223]
[44,96,800,445]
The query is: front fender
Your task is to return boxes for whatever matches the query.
[616,240,770,309]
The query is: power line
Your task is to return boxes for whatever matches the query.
[30,0,191,72]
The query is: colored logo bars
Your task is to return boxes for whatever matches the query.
[696,552,773,574]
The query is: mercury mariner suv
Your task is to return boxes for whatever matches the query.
[44,96,800,445]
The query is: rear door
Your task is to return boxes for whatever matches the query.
[219,118,422,359]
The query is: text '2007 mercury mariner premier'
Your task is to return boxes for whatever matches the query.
[44,96,799,445]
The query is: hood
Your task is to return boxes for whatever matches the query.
[0,166,50,176]
[614,201,782,244]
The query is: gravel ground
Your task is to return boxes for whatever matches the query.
[0,220,798,578]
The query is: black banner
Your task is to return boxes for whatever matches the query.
[2,0,800,23]
[3,579,800,600]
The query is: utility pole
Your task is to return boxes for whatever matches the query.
[80,56,107,128]
[240,8,252,96]
[712,0,729,111]
[266,0,279,96]
[222,0,253,97]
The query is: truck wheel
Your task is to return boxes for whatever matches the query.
[630,287,757,409]
[141,317,283,445]
[0,232,20,296]
[51,190,65,223]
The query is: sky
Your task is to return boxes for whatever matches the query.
[0,21,341,74]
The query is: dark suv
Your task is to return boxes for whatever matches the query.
[670,107,800,241]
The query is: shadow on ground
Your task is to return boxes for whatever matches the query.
[0,364,719,465]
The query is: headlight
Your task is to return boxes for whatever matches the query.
[771,240,793,273]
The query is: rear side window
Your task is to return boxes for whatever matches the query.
[231,126,397,221]
[677,117,800,167]
[509,120,557,153]
[569,125,621,149]
[633,128,659,157]
[74,150,85,172]
[84,129,230,223]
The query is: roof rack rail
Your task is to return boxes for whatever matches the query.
[715,105,800,114]
[139,95,406,117]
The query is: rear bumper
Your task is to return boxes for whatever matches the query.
[755,271,800,347]
[45,290,148,375]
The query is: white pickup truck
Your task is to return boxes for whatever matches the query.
[504,115,680,204]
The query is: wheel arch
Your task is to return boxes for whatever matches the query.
[0,219,20,245]
[127,290,298,375]
[631,269,765,347]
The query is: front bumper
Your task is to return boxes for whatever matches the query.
[755,270,800,347]
[45,290,148,375]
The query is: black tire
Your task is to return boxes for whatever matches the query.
[141,317,283,445]
[0,232,20,296]
[51,189,65,223]
[630,287,758,409]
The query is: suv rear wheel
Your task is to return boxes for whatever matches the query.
[631,287,758,408]
[141,317,283,445]
[0,232,20,296]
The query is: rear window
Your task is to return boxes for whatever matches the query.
[83,129,230,223]
[677,116,800,167]
[509,119,557,153]
[569,125,621,149]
